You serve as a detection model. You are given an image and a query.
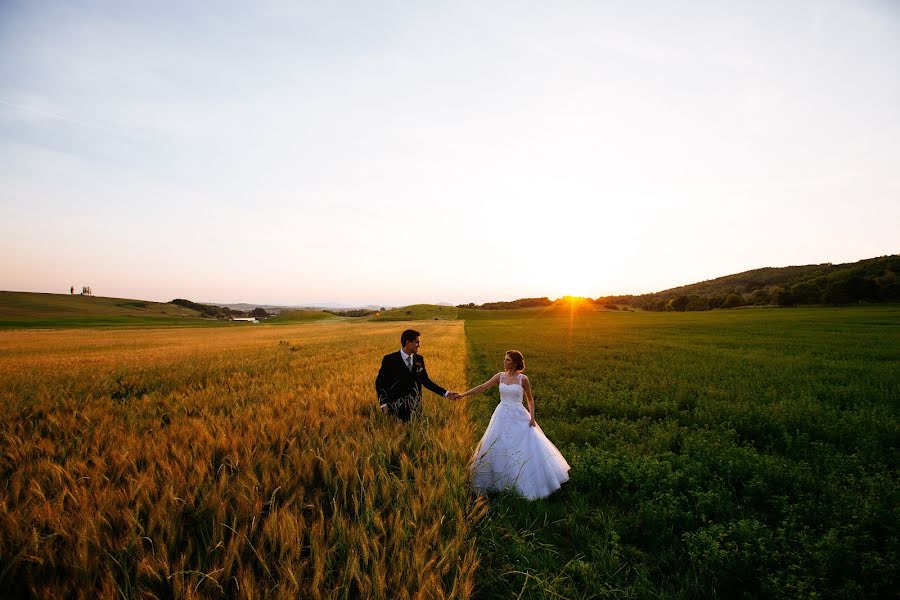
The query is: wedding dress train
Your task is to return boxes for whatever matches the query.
[470,373,570,500]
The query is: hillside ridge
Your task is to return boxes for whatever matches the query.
[599,254,899,311]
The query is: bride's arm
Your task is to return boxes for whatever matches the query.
[459,373,500,399]
[522,376,536,426]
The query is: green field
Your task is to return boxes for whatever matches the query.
[0,291,223,329]
[370,303,459,321]
[265,309,337,324]
[462,304,899,598]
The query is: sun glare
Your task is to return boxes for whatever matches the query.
[558,295,591,308]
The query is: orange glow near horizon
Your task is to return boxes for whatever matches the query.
[558,295,591,308]
[561,296,590,353]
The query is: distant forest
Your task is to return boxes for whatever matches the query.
[457,297,555,310]
[169,299,268,319]
[461,255,900,312]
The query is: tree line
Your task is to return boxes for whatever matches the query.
[324,308,377,317]
[457,256,899,312]
[457,297,555,310]
[598,255,899,311]
[169,299,269,319]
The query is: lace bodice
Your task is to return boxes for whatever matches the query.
[499,373,524,404]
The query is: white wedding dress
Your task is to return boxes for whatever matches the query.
[470,373,570,500]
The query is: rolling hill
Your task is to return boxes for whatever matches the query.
[599,254,900,311]
[0,291,215,328]
[5,253,897,328]
[369,304,459,321]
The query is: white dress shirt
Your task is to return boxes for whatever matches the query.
[399,347,414,368]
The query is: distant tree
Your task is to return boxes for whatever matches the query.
[790,280,822,304]
[823,277,879,304]
[669,295,690,312]
[324,309,375,317]
[685,295,709,311]
[772,287,795,307]
[880,281,900,301]
[480,297,554,310]
[742,280,765,292]
[822,280,853,304]
[708,295,726,309]
[722,293,745,309]
[858,277,881,302]
[649,298,668,311]
[876,270,900,301]
[171,299,232,319]
[874,269,895,286]
[251,308,269,319]
[751,288,772,305]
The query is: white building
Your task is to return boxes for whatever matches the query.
[230,317,259,323]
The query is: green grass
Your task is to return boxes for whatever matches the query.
[0,316,236,329]
[0,291,222,329]
[265,309,337,324]
[463,304,899,599]
[370,304,459,321]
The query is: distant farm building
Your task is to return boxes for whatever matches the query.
[230,317,259,323]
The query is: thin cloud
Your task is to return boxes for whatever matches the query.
[0,97,93,129]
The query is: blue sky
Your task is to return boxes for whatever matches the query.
[1,1,898,306]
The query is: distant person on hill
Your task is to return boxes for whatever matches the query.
[70,286,73,294]
[375,329,459,421]
[459,350,570,500]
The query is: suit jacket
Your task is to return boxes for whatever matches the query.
[375,351,447,421]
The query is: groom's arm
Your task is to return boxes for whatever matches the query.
[418,357,449,398]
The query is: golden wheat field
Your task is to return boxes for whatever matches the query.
[0,321,485,599]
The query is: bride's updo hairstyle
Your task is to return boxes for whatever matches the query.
[506,350,525,372]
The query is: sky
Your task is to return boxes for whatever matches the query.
[1,1,898,307]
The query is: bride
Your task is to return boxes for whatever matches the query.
[459,350,570,500]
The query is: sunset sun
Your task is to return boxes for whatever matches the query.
[558,295,591,308]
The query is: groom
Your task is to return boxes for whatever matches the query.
[375,329,459,421]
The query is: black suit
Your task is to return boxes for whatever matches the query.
[375,351,447,421]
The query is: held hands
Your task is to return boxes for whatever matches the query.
[448,391,463,400]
